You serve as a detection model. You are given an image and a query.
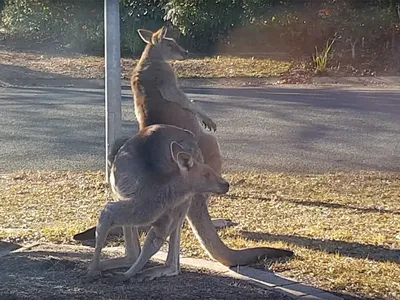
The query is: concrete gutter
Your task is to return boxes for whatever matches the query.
[150,250,343,300]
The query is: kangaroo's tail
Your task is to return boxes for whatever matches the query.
[107,137,130,179]
[186,195,294,266]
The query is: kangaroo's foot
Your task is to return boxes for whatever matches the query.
[98,256,136,272]
[78,267,103,283]
[108,271,131,283]
[135,265,180,282]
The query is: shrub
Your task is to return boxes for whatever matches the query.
[120,0,166,56]
[0,0,168,55]
[313,38,335,74]
[1,0,399,62]
[1,0,104,53]
[164,0,247,53]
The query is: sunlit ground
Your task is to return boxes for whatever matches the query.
[1,171,399,299]
[0,49,292,80]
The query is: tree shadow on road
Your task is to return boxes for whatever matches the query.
[184,86,400,115]
[0,64,72,86]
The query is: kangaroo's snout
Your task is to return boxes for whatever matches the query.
[217,179,230,194]
[176,48,189,61]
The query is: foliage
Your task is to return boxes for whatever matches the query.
[0,0,167,55]
[313,38,335,74]
[119,0,166,56]
[164,0,247,53]
[1,0,399,66]
[1,0,104,53]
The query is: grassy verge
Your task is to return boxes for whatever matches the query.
[1,171,399,299]
[0,49,292,80]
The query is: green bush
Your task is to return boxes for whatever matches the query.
[1,0,399,59]
[0,0,167,55]
[120,0,166,56]
[164,0,247,53]
[1,0,104,53]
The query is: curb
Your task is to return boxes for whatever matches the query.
[150,250,343,300]
[311,76,400,86]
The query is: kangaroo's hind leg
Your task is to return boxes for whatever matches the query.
[110,202,189,283]
[98,225,141,272]
[86,203,116,279]
[109,226,169,283]
[135,202,190,281]
[86,201,142,278]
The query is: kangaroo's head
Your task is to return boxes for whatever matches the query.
[170,141,230,195]
[137,26,188,61]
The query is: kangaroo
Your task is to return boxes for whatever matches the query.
[75,26,293,266]
[86,124,230,282]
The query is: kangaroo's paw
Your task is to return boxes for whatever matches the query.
[211,218,237,229]
[202,117,217,132]
[135,266,180,282]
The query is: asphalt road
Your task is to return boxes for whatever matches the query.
[1,85,399,173]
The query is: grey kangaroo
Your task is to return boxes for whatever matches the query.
[86,124,230,282]
[75,26,293,266]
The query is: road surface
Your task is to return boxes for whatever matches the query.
[1,85,399,173]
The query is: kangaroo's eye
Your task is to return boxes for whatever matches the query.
[204,172,211,179]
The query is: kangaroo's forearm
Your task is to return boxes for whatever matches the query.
[159,85,190,108]
[160,85,214,123]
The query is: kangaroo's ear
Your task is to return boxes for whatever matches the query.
[152,26,168,44]
[137,29,153,44]
[169,141,185,160]
[170,141,193,171]
[176,152,194,171]
[161,26,168,38]
[170,141,185,162]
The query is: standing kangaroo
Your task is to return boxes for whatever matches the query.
[86,124,230,282]
[75,26,293,266]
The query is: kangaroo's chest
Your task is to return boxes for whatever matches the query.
[132,77,200,134]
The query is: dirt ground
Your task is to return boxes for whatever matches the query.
[0,243,293,300]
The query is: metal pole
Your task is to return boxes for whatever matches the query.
[104,0,121,182]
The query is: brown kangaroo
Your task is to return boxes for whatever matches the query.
[75,26,293,266]
[85,124,230,282]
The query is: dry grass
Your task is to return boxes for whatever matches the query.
[1,171,399,299]
[0,50,292,79]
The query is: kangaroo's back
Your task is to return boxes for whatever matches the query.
[110,125,199,201]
